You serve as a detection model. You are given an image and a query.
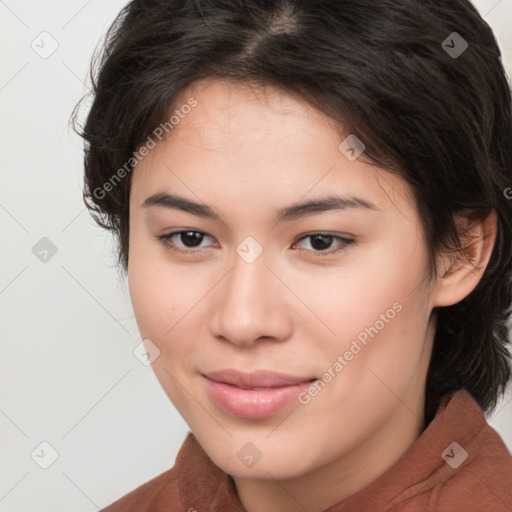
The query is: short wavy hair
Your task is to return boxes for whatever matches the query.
[72,0,512,427]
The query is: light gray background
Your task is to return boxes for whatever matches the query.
[1,1,511,511]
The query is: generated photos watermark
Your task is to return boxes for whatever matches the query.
[93,97,198,200]
[298,301,403,405]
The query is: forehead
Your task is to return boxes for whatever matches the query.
[130,79,418,224]
[169,78,344,152]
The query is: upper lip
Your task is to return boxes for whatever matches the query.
[202,369,316,388]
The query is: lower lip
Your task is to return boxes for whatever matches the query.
[202,375,314,419]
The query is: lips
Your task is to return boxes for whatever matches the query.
[201,369,317,419]
[202,368,316,388]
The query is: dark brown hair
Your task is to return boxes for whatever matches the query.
[72,0,512,427]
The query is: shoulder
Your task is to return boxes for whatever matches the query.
[99,432,201,512]
[417,391,512,511]
[100,465,179,512]
[435,420,512,509]
[390,390,512,511]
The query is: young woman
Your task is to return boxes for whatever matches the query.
[74,0,512,510]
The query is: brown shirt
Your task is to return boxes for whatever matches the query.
[101,389,512,511]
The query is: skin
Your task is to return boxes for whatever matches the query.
[127,78,497,512]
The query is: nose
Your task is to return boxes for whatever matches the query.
[209,248,293,348]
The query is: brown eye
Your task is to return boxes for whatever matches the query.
[293,233,356,257]
[156,230,214,253]
[155,230,356,258]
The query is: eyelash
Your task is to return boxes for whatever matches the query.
[156,230,357,257]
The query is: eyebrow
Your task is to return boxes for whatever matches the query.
[141,192,380,223]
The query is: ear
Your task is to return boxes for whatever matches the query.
[433,209,497,308]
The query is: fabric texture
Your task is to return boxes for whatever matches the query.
[101,388,512,511]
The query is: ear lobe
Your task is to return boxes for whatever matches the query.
[433,209,497,308]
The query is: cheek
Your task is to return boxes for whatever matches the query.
[128,257,197,400]
[129,265,181,342]
[128,232,176,341]
[326,250,423,330]
[314,236,431,372]
[127,242,211,362]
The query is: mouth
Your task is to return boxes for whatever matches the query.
[201,369,317,419]
[202,368,316,388]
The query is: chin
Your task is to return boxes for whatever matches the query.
[197,433,316,481]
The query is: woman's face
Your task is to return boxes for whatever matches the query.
[127,78,438,481]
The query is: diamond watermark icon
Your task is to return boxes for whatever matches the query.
[31,31,59,60]
[236,236,263,264]
[442,32,468,59]
[441,441,468,469]
[237,442,263,468]
[32,237,58,263]
[133,338,161,366]
[31,441,59,469]
[339,134,365,161]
